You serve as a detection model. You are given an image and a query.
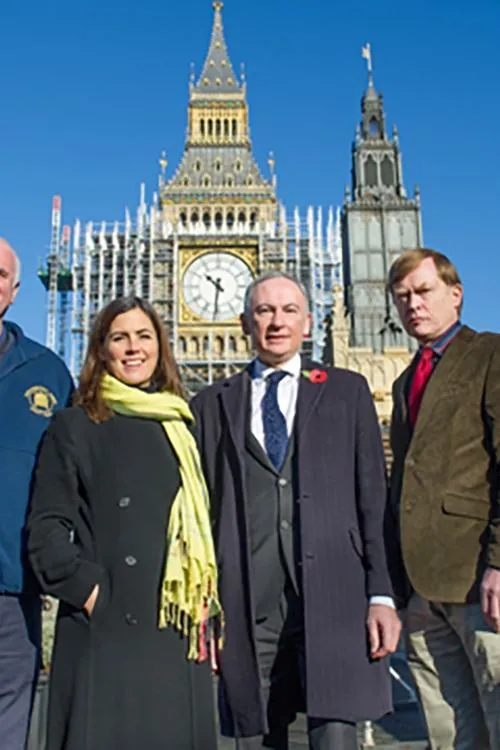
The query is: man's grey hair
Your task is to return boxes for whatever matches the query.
[243,270,310,318]
[0,238,21,285]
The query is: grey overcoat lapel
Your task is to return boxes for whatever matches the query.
[220,368,250,460]
[295,359,328,442]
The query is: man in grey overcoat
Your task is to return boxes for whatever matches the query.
[192,271,401,750]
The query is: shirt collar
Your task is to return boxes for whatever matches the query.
[252,352,302,380]
[424,320,462,358]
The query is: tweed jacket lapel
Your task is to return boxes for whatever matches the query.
[410,326,475,441]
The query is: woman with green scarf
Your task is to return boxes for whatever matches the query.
[27,297,221,750]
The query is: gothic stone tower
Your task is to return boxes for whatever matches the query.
[160,1,276,385]
[341,56,422,352]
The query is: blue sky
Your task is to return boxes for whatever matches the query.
[1,0,498,344]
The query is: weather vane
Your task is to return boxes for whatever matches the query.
[361,43,373,77]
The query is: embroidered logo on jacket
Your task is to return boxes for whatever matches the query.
[24,386,58,418]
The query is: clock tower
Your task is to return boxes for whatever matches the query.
[160,1,277,386]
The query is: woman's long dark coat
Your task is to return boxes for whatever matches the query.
[27,408,216,750]
[192,362,394,738]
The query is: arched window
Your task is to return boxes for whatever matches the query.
[203,212,211,229]
[227,212,234,229]
[229,336,237,353]
[182,177,189,187]
[215,212,223,230]
[203,176,211,188]
[208,119,213,136]
[178,337,187,354]
[191,211,199,225]
[195,161,201,172]
[364,155,378,187]
[180,211,187,227]
[200,119,205,136]
[226,176,233,187]
[224,119,229,137]
[202,336,209,353]
[232,119,237,137]
[369,117,379,137]
[214,336,224,355]
[250,211,258,230]
[215,160,221,172]
[216,119,221,137]
[238,211,246,224]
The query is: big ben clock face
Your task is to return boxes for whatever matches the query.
[182,252,253,321]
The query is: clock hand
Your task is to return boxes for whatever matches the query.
[206,275,225,321]
[213,277,223,321]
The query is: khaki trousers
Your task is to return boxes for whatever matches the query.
[406,593,500,750]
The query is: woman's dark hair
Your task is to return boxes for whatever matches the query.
[75,297,184,422]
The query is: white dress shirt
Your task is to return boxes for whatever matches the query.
[251,352,301,450]
[250,353,394,610]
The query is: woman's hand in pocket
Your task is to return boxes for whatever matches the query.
[83,584,100,617]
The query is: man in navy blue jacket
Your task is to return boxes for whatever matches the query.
[0,239,73,749]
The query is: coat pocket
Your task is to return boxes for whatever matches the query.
[442,493,490,522]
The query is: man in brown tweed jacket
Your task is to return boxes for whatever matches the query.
[387,248,500,750]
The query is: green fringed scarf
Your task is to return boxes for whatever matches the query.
[101,373,222,660]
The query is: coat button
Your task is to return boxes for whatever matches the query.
[280,520,290,530]
[125,613,138,626]
[118,496,131,508]
[278,478,288,487]
[125,556,137,567]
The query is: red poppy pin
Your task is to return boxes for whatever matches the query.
[302,368,328,384]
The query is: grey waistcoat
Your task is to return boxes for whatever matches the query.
[245,426,300,621]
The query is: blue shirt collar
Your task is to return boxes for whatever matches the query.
[423,320,462,358]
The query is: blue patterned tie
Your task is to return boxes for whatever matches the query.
[262,370,288,470]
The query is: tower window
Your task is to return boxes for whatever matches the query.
[216,119,221,136]
[247,176,254,186]
[226,176,233,187]
[200,119,205,136]
[180,212,187,227]
[224,119,229,137]
[195,160,201,172]
[208,119,213,136]
[381,155,395,187]
[227,212,234,229]
[215,160,222,172]
[182,177,189,187]
[368,117,379,137]
[232,119,238,137]
[215,212,223,230]
[364,155,378,187]
[191,211,199,224]
[203,212,211,229]
[250,211,258,229]
[238,211,246,224]
[235,160,242,172]
[203,176,211,188]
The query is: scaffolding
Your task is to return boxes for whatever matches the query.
[39,187,343,391]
